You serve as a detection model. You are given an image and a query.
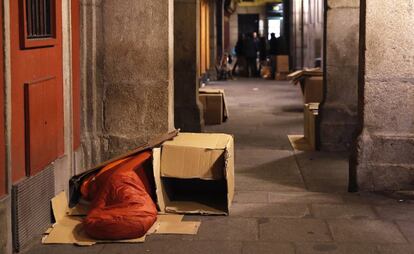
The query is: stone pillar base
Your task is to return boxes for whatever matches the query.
[319,105,358,152]
[355,132,414,191]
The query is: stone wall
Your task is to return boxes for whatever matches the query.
[174,0,203,132]
[353,0,414,191]
[80,0,106,168]
[80,0,175,165]
[319,0,359,151]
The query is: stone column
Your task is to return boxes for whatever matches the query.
[208,0,218,79]
[80,0,106,168]
[102,0,175,158]
[81,0,175,162]
[174,0,204,132]
[352,0,414,191]
[319,0,360,151]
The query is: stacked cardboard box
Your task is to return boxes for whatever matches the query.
[304,103,319,150]
[275,55,289,80]
[199,88,228,125]
[287,68,324,103]
[303,76,323,103]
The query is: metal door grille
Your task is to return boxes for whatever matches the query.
[12,164,55,252]
[26,0,53,39]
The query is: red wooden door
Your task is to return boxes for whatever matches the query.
[11,0,64,182]
[0,0,6,196]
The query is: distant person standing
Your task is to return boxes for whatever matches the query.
[244,33,258,78]
[269,33,278,79]
[232,33,246,75]
[253,32,260,75]
[258,36,268,76]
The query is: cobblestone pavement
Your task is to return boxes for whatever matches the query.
[24,79,414,254]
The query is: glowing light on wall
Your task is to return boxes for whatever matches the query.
[268,18,281,39]
[259,20,264,36]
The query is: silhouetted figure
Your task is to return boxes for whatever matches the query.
[244,33,258,78]
[269,33,278,79]
[232,34,246,75]
[258,36,268,76]
[276,37,287,55]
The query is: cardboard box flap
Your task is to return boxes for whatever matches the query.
[153,148,167,212]
[162,133,231,150]
[52,192,70,223]
[165,201,227,215]
[224,138,235,211]
[199,88,224,94]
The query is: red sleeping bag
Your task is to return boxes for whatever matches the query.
[80,151,157,240]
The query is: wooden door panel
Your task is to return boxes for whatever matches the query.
[0,0,5,196]
[11,0,63,182]
[24,77,58,175]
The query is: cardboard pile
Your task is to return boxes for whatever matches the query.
[288,103,319,151]
[287,68,323,85]
[303,77,323,103]
[43,192,201,246]
[199,88,229,125]
[43,132,235,246]
[287,68,324,103]
[275,55,289,80]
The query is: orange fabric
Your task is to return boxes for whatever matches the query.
[82,151,157,240]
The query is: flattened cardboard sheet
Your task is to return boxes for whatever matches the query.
[44,192,201,245]
[156,221,200,235]
[288,135,313,151]
[44,192,146,245]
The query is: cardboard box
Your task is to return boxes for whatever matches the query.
[277,55,289,73]
[275,72,288,81]
[153,133,234,215]
[199,88,228,125]
[199,93,223,125]
[304,76,323,103]
[304,103,319,150]
[287,68,323,85]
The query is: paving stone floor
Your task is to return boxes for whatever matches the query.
[24,79,414,254]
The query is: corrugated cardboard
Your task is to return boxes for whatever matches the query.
[304,76,323,103]
[200,93,223,125]
[287,103,319,151]
[277,55,289,73]
[304,103,319,150]
[154,133,235,215]
[287,68,323,85]
[43,192,146,246]
[199,88,229,125]
[44,190,201,245]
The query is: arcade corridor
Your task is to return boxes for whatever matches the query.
[23,79,414,254]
